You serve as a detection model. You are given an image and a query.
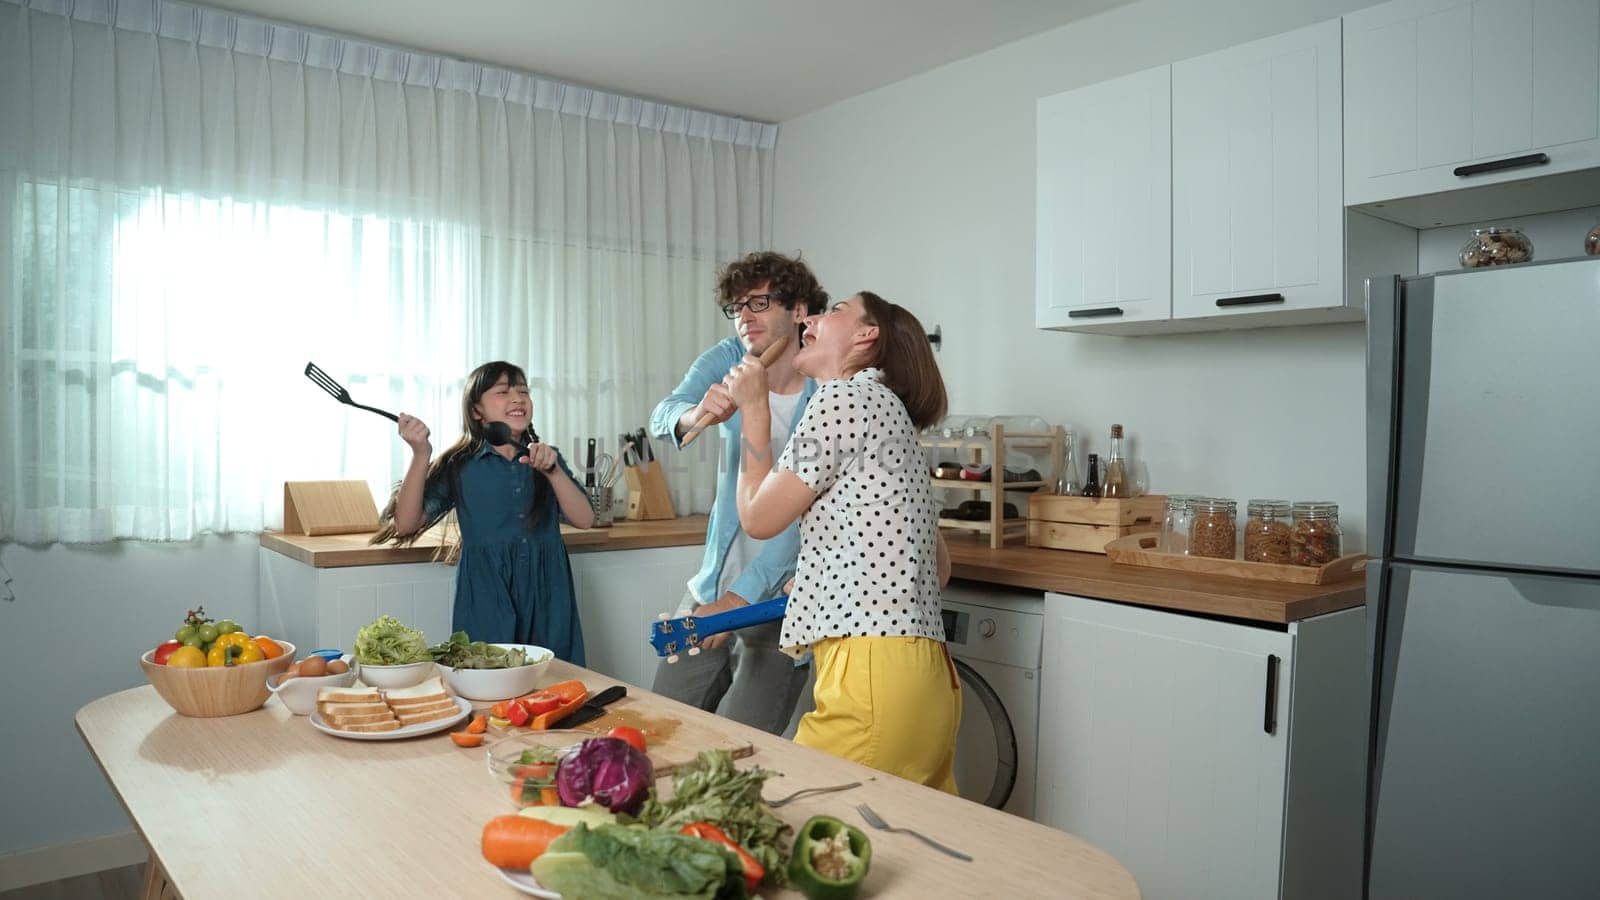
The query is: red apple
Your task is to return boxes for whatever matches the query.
[152,640,183,666]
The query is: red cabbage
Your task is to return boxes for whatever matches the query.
[555,737,654,815]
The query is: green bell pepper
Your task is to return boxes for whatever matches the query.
[788,815,871,900]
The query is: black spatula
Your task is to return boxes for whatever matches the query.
[304,362,398,422]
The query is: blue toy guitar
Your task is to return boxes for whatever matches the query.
[650,596,788,662]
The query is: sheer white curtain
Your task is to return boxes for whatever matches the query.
[0,0,771,543]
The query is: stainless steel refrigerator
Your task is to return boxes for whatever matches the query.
[1365,257,1600,899]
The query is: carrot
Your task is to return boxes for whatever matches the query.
[466,714,488,735]
[540,786,559,807]
[450,731,484,748]
[481,815,568,868]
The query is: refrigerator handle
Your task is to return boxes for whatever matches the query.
[1263,654,1280,735]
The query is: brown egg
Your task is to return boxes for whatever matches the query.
[326,659,349,675]
[299,656,328,677]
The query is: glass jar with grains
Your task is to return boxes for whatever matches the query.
[1290,501,1343,567]
[1188,498,1238,560]
[1459,226,1533,268]
[1242,499,1293,564]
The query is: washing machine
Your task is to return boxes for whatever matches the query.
[943,580,1044,820]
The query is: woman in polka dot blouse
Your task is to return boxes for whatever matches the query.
[722,291,959,791]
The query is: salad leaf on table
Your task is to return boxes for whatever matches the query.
[636,750,792,887]
[530,823,749,900]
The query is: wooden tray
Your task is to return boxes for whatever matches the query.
[1103,532,1367,585]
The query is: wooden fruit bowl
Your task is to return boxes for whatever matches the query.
[140,642,297,717]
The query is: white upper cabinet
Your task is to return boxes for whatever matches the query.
[1036,65,1172,331]
[1172,19,1348,322]
[1344,0,1600,206]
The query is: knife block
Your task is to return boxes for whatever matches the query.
[624,459,676,521]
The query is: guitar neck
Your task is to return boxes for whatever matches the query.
[696,596,787,635]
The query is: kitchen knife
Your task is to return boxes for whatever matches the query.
[585,438,597,487]
[561,684,627,728]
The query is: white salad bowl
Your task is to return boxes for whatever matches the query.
[354,659,437,690]
[438,644,554,701]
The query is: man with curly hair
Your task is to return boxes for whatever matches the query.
[647,251,829,734]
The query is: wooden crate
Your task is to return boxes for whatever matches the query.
[1025,494,1164,553]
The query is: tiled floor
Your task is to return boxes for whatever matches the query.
[0,864,145,900]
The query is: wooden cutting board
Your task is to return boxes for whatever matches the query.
[564,699,755,775]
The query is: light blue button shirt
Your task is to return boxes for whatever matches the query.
[649,336,816,606]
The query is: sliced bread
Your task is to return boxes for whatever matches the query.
[393,703,463,727]
[392,698,458,723]
[383,676,450,708]
[337,718,402,733]
[317,686,382,704]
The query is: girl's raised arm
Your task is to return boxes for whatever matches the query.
[392,413,432,536]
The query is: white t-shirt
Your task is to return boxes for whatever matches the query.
[776,368,944,655]
[711,388,805,601]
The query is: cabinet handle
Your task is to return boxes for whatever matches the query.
[1453,152,1549,178]
[1263,654,1279,735]
[1067,306,1124,319]
[1216,293,1285,308]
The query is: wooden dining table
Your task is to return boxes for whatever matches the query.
[78,660,1139,899]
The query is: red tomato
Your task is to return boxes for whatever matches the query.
[518,692,563,717]
[505,700,531,728]
[152,640,183,666]
[607,725,647,753]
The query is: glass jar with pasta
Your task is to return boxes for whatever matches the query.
[1242,499,1292,563]
[1188,498,1237,560]
[1290,501,1343,566]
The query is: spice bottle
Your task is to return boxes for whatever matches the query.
[1189,498,1237,559]
[1102,424,1128,498]
[1242,499,1293,563]
[1290,502,1343,566]
[1081,454,1102,498]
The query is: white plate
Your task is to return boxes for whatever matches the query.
[495,865,559,898]
[309,696,471,741]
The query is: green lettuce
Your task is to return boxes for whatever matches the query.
[353,615,429,665]
[635,750,791,886]
[530,823,747,899]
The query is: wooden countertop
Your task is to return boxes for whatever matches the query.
[78,662,1140,899]
[945,534,1364,624]
[260,515,709,567]
[259,515,1360,624]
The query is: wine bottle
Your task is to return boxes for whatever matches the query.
[1081,453,1102,498]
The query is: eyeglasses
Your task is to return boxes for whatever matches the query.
[721,292,787,319]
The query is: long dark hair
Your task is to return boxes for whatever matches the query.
[854,292,948,430]
[371,362,547,550]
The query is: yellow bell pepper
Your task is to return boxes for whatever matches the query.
[207,631,264,666]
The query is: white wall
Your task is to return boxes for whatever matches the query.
[0,538,258,865]
[774,0,1390,548]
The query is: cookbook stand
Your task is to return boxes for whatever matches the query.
[283,480,381,536]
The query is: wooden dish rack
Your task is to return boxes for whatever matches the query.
[920,424,1066,549]
[1103,532,1367,584]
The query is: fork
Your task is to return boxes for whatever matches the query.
[765,782,862,809]
[855,803,973,862]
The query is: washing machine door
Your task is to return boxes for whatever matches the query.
[952,657,1019,811]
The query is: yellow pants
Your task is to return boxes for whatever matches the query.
[794,635,962,793]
